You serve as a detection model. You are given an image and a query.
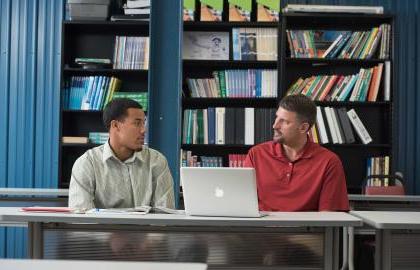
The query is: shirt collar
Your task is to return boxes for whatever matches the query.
[272,137,315,162]
[102,141,145,164]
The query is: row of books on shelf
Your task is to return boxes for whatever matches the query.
[287,62,390,102]
[113,36,149,70]
[186,69,277,98]
[182,107,276,145]
[181,150,247,168]
[310,107,372,145]
[183,28,277,61]
[63,76,121,110]
[366,156,390,186]
[62,76,148,111]
[62,132,109,145]
[287,24,391,59]
[183,0,280,22]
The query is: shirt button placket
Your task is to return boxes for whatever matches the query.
[286,163,293,181]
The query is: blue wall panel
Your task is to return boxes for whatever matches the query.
[0,0,63,258]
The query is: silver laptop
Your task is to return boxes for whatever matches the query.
[181,167,261,218]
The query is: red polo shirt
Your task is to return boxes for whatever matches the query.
[244,140,349,211]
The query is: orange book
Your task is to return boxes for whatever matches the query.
[310,76,329,100]
[367,63,384,101]
[318,75,339,101]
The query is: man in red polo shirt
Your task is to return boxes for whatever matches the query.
[244,94,349,211]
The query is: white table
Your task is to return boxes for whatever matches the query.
[0,188,68,212]
[0,207,361,270]
[342,196,420,270]
[351,211,420,270]
[0,259,207,270]
[349,194,420,211]
[0,189,68,227]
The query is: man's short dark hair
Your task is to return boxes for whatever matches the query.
[103,98,143,130]
[278,94,316,128]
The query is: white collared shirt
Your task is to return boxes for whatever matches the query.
[69,142,175,210]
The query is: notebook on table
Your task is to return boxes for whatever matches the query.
[181,167,262,218]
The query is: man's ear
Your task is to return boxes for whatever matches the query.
[300,122,310,134]
[110,120,119,131]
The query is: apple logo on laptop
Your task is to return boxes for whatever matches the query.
[214,186,224,198]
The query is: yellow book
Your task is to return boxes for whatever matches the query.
[103,77,115,107]
[360,27,379,59]
[384,156,390,186]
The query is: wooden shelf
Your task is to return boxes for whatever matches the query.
[63,20,149,26]
[183,60,277,68]
[184,21,278,30]
[323,144,391,148]
[62,143,101,148]
[314,101,391,107]
[285,58,388,64]
[63,67,148,74]
[182,97,278,108]
[182,144,253,150]
[181,143,390,149]
[62,110,102,113]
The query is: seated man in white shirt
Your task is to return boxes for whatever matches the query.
[69,98,175,210]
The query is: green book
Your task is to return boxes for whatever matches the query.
[200,0,223,21]
[186,110,193,144]
[197,109,204,144]
[217,71,227,97]
[228,0,252,21]
[112,92,148,111]
[256,0,280,22]
[184,0,195,21]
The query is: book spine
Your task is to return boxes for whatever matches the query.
[347,109,373,144]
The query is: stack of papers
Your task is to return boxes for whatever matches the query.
[86,206,152,215]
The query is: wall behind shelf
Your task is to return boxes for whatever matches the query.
[0,0,64,258]
[0,0,63,188]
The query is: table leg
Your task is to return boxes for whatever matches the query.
[324,227,339,270]
[375,229,382,270]
[348,226,354,270]
[382,229,392,270]
[27,222,43,259]
[341,227,348,270]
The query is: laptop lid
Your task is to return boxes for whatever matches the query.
[181,167,260,217]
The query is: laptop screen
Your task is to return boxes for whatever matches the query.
[181,167,261,217]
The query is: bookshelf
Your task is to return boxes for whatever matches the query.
[181,15,280,167]
[181,10,395,194]
[280,13,394,193]
[59,20,150,187]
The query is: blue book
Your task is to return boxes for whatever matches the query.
[97,77,110,109]
[92,76,104,110]
[232,28,240,60]
[338,75,358,101]
[327,33,352,58]
[207,107,216,144]
[256,70,261,97]
[88,76,99,108]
